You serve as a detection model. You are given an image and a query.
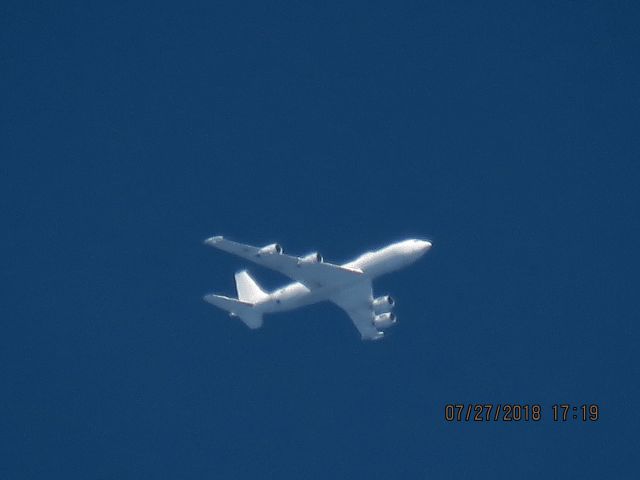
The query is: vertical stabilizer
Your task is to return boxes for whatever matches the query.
[234,270,268,303]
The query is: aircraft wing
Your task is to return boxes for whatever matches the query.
[204,236,363,289]
[329,280,384,341]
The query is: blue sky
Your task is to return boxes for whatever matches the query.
[3,1,639,478]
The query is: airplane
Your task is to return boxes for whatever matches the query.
[202,236,432,341]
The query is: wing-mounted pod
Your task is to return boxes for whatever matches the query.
[297,252,323,266]
[373,312,397,329]
[257,243,283,256]
[372,295,395,313]
[367,331,386,341]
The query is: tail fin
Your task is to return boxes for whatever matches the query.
[234,270,268,303]
[203,294,263,329]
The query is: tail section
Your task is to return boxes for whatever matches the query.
[234,270,268,303]
[203,294,263,329]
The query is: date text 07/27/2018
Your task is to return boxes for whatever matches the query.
[444,404,599,422]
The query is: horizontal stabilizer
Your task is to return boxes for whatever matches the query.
[203,294,263,329]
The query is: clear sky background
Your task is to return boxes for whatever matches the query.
[3,1,639,478]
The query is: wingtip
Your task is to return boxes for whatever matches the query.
[363,332,385,342]
[204,235,223,246]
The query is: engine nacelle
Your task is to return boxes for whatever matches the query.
[372,295,395,313]
[298,252,323,265]
[373,312,397,329]
[258,243,283,255]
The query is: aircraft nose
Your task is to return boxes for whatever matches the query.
[415,240,432,254]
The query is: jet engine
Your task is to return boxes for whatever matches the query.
[373,312,397,329]
[258,243,283,255]
[372,295,395,313]
[298,252,323,265]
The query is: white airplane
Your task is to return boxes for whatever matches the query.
[203,236,432,341]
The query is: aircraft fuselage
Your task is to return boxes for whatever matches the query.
[258,239,431,313]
